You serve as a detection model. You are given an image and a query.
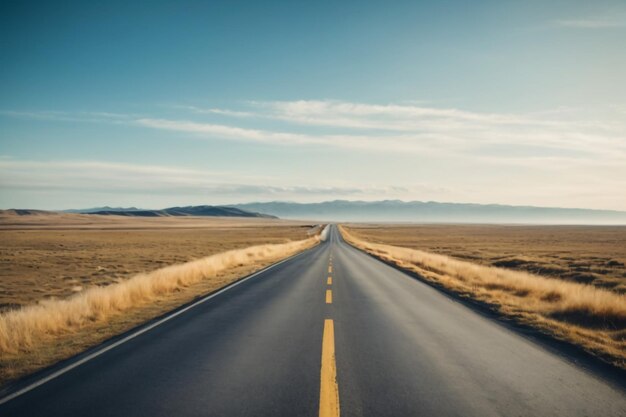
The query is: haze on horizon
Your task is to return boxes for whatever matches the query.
[1,1,625,211]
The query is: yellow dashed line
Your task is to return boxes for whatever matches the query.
[326,289,332,304]
[327,276,332,285]
[319,319,340,417]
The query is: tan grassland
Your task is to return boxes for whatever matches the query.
[341,225,626,369]
[0,213,318,385]
[345,224,626,294]
[0,215,314,311]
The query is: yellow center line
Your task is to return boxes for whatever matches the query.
[319,319,340,417]
[327,276,332,285]
[328,265,332,273]
[326,289,332,304]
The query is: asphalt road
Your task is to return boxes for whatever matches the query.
[1,225,624,416]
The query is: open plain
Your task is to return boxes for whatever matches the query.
[0,213,316,383]
[344,224,626,293]
[0,212,313,311]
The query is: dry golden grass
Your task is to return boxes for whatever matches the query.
[340,225,626,368]
[0,237,317,354]
[346,224,626,293]
[0,214,319,385]
[0,219,312,311]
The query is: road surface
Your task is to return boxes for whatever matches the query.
[1,225,624,416]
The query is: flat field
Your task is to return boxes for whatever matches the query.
[0,213,312,312]
[0,213,315,383]
[345,224,626,293]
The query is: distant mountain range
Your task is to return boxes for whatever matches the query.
[1,209,54,216]
[60,205,273,218]
[9,200,625,224]
[232,200,626,224]
[63,206,146,213]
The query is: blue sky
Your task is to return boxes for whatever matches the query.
[1,0,625,210]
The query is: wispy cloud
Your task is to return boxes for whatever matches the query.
[248,99,529,127]
[5,100,626,165]
[554,19,625,29]
[135,118,442,154]
[247,100,625,133]
[0,110,137,124]
[170,105,254,118]
[172,100,626,161]
[1,157,623,211]
[0,158,416,199]
[136,118,315,145]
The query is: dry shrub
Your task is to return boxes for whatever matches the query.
[0,236,318,356]
[340,226,626,368]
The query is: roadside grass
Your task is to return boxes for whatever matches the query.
[340,226,626,369]
[0,236,319,385]
[0,222,313,312]
[341,224,626,294]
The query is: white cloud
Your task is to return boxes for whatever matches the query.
[0,110,136,122]
[6,100,626,164]
[5,99,626,164]
[1,156,624,210]
[170,105,255,118]
[554,19,625,28]
[0,159,417,200]
[134,117,442,154]
[150,100,626,162]
[4,100,626,206]
[135,118,314,145]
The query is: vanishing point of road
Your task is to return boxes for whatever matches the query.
[1,226,624,416]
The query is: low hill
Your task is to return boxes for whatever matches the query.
[3,206,277,219]
[88,210,164,217]
[232,200,626,224]
[63,206,144,214]
[0,209,58,216]
[89,205,277,219]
